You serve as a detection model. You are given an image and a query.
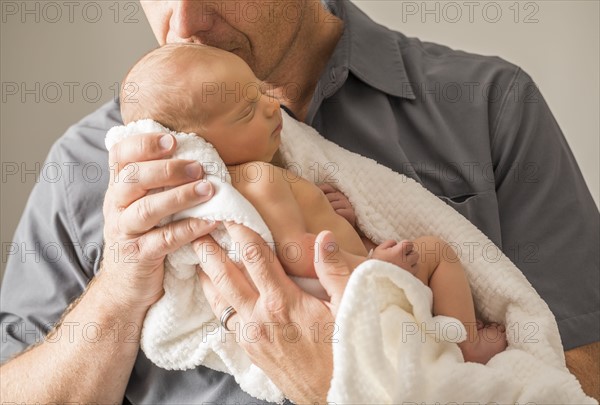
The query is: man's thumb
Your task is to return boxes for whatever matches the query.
[314,230,352,310]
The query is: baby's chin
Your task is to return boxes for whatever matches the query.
[268,149,284,165]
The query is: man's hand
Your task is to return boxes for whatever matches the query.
[195,225,354,404]
[565,342,600,401]
[102,132,217,315]
[319,183,357,228]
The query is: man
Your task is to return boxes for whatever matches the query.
[1,0,598,403]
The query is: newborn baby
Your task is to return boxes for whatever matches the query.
[120,43,507,364]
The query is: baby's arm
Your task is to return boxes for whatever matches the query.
[319,183,419,271]
[229,162,316,278]
[318,183,377,252]
[231,163,368,278]
[318,183,356,228]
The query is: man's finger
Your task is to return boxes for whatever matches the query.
[314,231,352,311]
[119,180,214,234]
[197,269,240,329]
[112,159,205,208]
[108,133,176,183]
[223,222,292,297]
[139,218,218,261]
[192,234,258,315]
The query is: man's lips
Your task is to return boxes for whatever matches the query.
[272,122,282,136]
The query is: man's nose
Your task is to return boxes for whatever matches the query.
[170,0,217,39]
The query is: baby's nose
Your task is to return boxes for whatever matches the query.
[267,96,280,116]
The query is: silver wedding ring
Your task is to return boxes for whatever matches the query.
[219,305,237,331]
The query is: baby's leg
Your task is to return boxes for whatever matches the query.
[412,236,507,364]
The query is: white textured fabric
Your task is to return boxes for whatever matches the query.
[105,113,595,404]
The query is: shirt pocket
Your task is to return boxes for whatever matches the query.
[436,190,502,248]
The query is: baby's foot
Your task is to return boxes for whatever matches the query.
[460,322,507,364]
[371,240,420,274]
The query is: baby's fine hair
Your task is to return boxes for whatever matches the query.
[120,43,218,132]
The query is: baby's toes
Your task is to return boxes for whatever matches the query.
[480,324,506,346]
[488,322,505,333]
[492,327,508,351]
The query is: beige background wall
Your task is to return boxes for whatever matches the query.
[1,1,599,282]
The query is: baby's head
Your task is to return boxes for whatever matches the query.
[121,44,282,165]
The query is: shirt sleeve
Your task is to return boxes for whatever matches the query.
[491,68,599,350]
[0,139,97,363]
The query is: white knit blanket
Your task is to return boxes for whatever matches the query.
[105,111,595,404]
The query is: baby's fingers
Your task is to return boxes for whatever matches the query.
[318,183,338,195]
[398,240,414,253]
[395,240,419,265]
[330,199,351,210]
[377,240,398,250]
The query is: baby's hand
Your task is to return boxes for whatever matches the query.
[318,183,357,228]
[371,240,420,274]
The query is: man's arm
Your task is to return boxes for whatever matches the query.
[490,68,599,398]
[1,133,216,401]
[566,342,600,400]
[0,269,144,402]
[0,138,142,401]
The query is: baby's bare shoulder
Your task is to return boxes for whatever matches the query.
[228,161,277,184]
[227,161,291,195]
[227,161,323,202]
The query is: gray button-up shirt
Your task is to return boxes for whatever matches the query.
[1,1,598,403]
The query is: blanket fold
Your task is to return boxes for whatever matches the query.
[105,112,595,404]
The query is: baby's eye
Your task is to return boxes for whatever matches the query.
[245,103,256,119]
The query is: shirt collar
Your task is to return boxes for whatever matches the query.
[325,0,416,100]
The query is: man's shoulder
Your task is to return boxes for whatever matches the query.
[342,1,527,98]
[396,32,523,88]
[47,99,120,201]
[45,100,122,248]
[52,99,122,164]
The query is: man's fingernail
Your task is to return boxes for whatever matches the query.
[322,231,337,252]
[195,181,213,197]
[159,134,174,150]
[185,162,203,179]
[191,219,215,234]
